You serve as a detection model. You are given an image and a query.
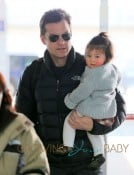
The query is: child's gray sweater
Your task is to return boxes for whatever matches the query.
[65,63,121,119]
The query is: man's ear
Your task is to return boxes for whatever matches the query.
[40,35,46,45]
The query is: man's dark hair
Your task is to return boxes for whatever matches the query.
[40,8,71,35]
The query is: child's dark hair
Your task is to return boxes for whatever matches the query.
[86,32,114,62]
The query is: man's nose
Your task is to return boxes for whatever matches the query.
[57,36,65,43]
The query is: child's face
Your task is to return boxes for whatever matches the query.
[85,49,106,68]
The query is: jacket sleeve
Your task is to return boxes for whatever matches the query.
[15,61,38,124]
[89,89,126,135]
[20,126,50,175]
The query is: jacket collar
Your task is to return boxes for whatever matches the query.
[43,47,76,71]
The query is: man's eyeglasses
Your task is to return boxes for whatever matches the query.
[48,33,71,42]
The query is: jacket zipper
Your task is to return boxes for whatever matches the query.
[56,80,59,92]
[56,79,63,140]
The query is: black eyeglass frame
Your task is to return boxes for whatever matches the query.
[48,33,72,42]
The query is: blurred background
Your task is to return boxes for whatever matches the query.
[0,0,134,174]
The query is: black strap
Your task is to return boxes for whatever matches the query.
[4,144,22,154]
[22,169,46,175]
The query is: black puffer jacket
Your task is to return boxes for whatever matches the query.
[16,47,126,167]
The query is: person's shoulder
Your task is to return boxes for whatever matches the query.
[3,113,34,137]
[98,63,113,72]
[75,52,84,60]
[111,63,120,71]
[75,52,85,64]
[23,57,43,76]
[28,57,43,69]
[15,113,34,131]
[108,63,120,76]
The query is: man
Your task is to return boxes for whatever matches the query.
[16,9,126,175]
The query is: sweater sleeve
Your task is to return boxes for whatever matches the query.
[64,83,92,109]
[65,69,94,109]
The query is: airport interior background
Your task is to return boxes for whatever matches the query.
[0,0,134,174]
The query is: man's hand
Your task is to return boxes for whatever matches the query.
[68,110,93,131]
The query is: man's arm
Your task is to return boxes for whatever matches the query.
[90,89,126,135]
[68,90,126,135]
[15,63,37,124]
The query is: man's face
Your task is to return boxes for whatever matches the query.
[41,20,72,60]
